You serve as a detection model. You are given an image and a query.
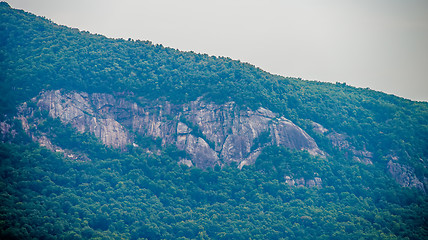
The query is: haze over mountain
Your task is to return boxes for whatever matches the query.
[5,0,428,102]
[0,3,427,239]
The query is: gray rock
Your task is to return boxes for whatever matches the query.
[295,177,306,187]
[314,177,323,188]
[387,160,425,193]
[285,176,295,187]
[22,90,325,168]
[311,121,328,134]
[178,159,193,167]
[177,122,191,134]
[0,121,16,142]
[176,134,219,168]
[327,131,373,165]
[283,175,322,188]
[327,132,350,149]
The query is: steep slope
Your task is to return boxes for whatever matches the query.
[0,1,427,190]
[1,3,428,239]
[0,0,427,189]
[18,90,323,169]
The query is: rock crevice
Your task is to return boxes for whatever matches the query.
[22,90,324,168]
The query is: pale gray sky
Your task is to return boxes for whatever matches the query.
[5,0,428,101]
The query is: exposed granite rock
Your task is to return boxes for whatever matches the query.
[13,89,427,192]
[238,149,262,169]
[177,122,191,134]
[352,151,373,165]
[178,159,193,168]
[88,117,129,149]
[20,90,324,168]
[36,90,131,149]
[314,177,323,187]
[285,176,295,187]
[327,131,373,165]
[311,121,328,134]
[387,160,425,193]
[0,121,16,142]
[184,101,324,165]
[314,122,426,192]
[16,102,89,162]
[327,132,351,150]
[284,175,322,188]
[176,134,219,168]
[295,177,306,187]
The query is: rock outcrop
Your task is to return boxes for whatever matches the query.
[387,160,426,193]
[326,131,373,165]
[9,90,427,192]
[312,121,374,165]
[285,175,323,188]
[20,90,324,168]
[313,121,427,193]
[16,102,90,162]
[0,121,16,142]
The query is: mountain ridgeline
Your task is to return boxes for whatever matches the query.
[1,2,428,240]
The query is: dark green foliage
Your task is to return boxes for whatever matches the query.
[255,146,328,179]
[1,2,427,171]
[1,3,428,239]
[251,130,271,151]
[179,115,216,150]
[1,137,427,239]
[1,113,427,239]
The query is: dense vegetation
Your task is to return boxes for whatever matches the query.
[1,120,427,239]
[1,2,428,239]
[1,2,427,166]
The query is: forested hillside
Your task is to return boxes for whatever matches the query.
[1,2,427,239]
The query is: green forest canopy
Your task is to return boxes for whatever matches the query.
[1,2,427,167]
[0,2,427,239]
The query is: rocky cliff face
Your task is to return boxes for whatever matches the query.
[285,175,323,188]
[326,131,373,165]
[387,160,427,193]
[0,121,16,142]
[312,121,427,193]
[8,89,427,192]
[19,90,324,168]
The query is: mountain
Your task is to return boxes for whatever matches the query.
[1,2,428,239]
[19,89,324,168]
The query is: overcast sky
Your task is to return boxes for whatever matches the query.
[6,0,428,102]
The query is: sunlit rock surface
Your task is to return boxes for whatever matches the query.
[23,90,324,168]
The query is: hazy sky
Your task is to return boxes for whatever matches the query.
[5,0,428,101]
